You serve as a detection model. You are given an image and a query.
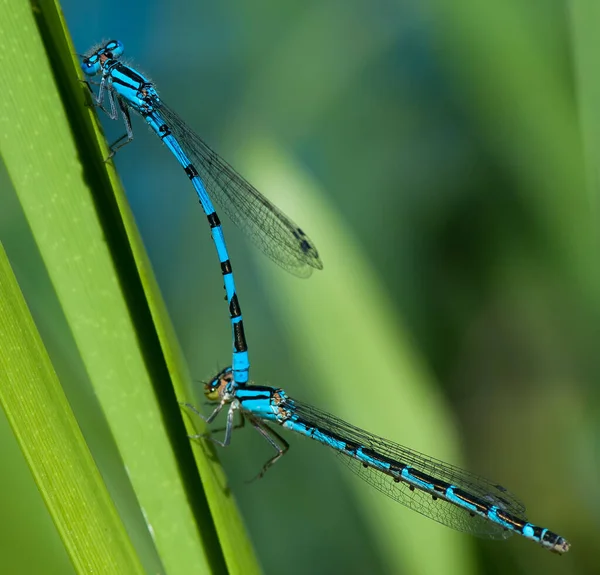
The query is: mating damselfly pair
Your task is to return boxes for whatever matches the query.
[81,40,570,554]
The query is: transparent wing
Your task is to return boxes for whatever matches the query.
[158,102,323,277]
[290,398,526,539]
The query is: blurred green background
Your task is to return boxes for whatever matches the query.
[0,0,597,573]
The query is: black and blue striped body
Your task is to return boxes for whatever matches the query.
[143,110,249,384]
[204,367,570,554]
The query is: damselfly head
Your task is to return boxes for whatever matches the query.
[81,40,124,76]
[204,367,233,401]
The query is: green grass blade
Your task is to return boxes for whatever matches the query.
[241,141,474,575]
[0,242,145,573]
[0,0,259,573]
[569,1,600,219]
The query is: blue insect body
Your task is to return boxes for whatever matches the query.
[81,40,322,386]
[188,367,570,554]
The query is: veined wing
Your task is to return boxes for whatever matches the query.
[158,102,323,277]
[289,398,525,539]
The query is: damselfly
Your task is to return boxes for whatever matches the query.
[81,40,323,386]
[185,367,570,554]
